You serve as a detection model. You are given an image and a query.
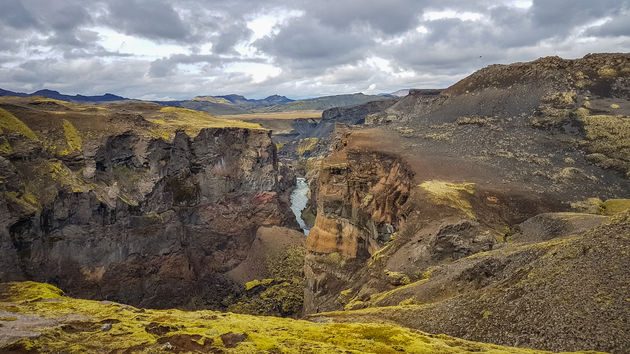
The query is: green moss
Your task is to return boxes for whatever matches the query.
[244,278,274,291]
[597,67,617,77]
[149,107,263,137]
[2,191,39,212]
[62,119,82,153]
[337,288,355,306]
[0,136,11,154]
[601,199,630,216]
[570,198,604,214]
[297,137,319,155]
[361,194,374,208]
[229,247,306,318]
[419,180,476,219]
[322,252,345,266]
[0,108,38,140]
[456,116,496,125]
[398,298,420,306]
[580,114,630,175]
[0,281,65,302]
[542,91,576,107]
[384,270,411,286]
[367,278,431,306]
[610,104,620,109]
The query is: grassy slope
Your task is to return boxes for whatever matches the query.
[217,110,322,120]
[0,282,552,353]
[310,211,630,353]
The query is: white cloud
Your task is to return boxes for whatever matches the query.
[94,27,189,59]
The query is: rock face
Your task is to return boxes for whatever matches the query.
[304,149,413,312]
[310,99,398,138]
[0,98,298,309]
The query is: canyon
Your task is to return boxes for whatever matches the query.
[1,53,629,352]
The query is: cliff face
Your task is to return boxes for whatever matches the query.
[0,97,298,309]
[304,148,413,312]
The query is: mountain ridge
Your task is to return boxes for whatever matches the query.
[0,88,127,103]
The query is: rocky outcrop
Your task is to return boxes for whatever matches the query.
[310,99,397,138]
[0,98,298,309]
[304,148,414,313]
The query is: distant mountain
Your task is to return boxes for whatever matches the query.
[0,88,28,97]
[254,93,389,112]
[1,88,393,115]
[216,94,294,108]
[0,88,127,102]
[158,93,388,115]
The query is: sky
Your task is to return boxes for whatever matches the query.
[0,0,629,100]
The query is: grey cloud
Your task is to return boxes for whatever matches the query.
[255,17,374,70]
[304,0,426,35]
[0,1,39,29]
[148,53,265,78]
[105,0,189,41]
[149,54,223,77]
[586,12,630,37]
[529,0,628,37]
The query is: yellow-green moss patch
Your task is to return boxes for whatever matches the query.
[597,67,617,77]
[0,281,546,353]
[0,108,38,140]
[0,136,11,154]
[601,199,630,216]
[419,180,476,219]
[297,137,319,155]
[244,278,274,291]
[61,119,82,153]
[580,114,630,175]
[149,107,263,137]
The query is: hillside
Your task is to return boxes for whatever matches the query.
[302,53,630,352]
[0,281,556,353]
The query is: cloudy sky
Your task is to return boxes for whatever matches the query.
[0,0,629,100]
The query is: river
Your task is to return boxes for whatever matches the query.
[290,177,310,235]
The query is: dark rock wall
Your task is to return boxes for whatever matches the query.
[0,127,298,309]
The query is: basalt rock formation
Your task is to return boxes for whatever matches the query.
[0,97,298,309]
[304,53,630,352]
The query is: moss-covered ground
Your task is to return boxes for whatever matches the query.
[0,282,550,353]
[149,107,263,137]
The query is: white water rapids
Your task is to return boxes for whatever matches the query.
[290,177,310,235]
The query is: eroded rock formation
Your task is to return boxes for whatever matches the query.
[0,98,298,309]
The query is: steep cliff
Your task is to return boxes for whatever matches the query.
[0,97,298,309]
